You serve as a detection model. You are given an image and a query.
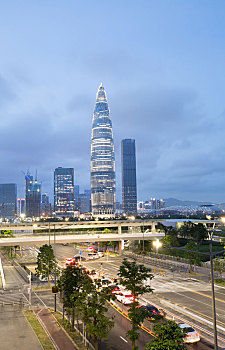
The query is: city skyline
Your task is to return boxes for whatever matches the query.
[0,2,225,202]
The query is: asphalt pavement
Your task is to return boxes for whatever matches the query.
[2,243,225,349]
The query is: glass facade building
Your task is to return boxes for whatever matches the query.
[121,139,137,215]
[0,184,17,219]
[54,167,74,217]
[25,173,41,218]
[91,83,116,217]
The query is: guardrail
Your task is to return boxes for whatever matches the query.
[0,257,6,289]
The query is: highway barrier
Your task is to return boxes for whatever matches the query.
[0,257,6,289]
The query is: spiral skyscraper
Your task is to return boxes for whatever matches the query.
[91,83,116,217]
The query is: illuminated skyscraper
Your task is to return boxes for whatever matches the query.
[91,83,116,217]
[25,172,41,218]
[121,139,137,215]
[54,167,74,217]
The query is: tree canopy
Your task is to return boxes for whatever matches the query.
[178,222,208,244]
[118,259,154,350]
[35,244,55,285]
[145,320,186,350]
[74,274,114,350]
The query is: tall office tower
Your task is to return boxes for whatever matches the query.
[91,83,116,217]
[74,185,79,211]
[0,184,17,219]
[17,198,25,217]
[78,193,91,214]
[41,193,52,217]
[25,172,41,218]
[54,167,74,217]
[121,139,137,215]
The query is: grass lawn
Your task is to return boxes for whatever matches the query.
[24,310,55,350]
[33,286,52,291]
[51,310,88,350]
[198,244,224,253]
[215,279,225,286]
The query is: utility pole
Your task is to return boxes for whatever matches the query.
[209,232,218,350]
[54,224,56,312]
[28,271,32,306]
[49,221,50,245]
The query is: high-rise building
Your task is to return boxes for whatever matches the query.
[17,198,25,217]
[121,139,137,215]
[25,172,41,218]
[78,193,91,214]
[74,185,80,211]
[91,83,116,217]
[41,193,52,217]
[54,167,74,217]
[0,184,17,219]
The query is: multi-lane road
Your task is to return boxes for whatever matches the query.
[1,243,225,349]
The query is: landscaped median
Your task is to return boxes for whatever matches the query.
[24,310,55,350]
[51,310,87,350]
[24,308,89,350]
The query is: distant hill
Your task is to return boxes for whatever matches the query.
[164,198,214,207]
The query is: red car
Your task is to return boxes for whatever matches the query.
[65,257,75,265]
[87,246,97,253]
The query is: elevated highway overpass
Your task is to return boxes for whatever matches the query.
[0,231,165,247]
[0,218,218,233]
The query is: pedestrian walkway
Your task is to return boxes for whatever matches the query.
[35,308,77,350]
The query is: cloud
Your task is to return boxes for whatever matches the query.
[0,74,16,106]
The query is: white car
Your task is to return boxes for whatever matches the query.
[98,251,104,258]
[88,252,99,260]
[116,291,135,305]
[178,323,200,343]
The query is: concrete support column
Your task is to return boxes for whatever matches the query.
[119,240,124,254]
[151,222,156,233]
[118,224,122,234]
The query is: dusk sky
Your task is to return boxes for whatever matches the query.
[0,1,225,203]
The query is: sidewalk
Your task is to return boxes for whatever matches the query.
[34,308,78,350]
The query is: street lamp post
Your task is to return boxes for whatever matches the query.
[54,224,56,312]
[153,239,162,254]
[49,221,50,245]
[208,232,218,350]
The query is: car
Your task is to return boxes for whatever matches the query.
[65,257,75,265]
[116,291,135,305]
[108,284,121,295]
[100,278,112,287]
[88,252,99,259]
[178,323,200,343]
[136,304,164,319]
[73,256,86,261]
[97,251,104,258]
[87,246,97,253]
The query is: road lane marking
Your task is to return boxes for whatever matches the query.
[155,277,225,305]
[108,301,155,337]
[161,299,225,334]
[120,336,128,343]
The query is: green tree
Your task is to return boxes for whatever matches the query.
[58,265,84,329]
[184,241,201,273]
[76,276,114,350]
[163,234,179,247]
[214,257,225,279]
[145,320,186,350]
[35,244,55,285]
[118,259,154,350]
[1,230,13,236]
[108,241,118,252]
[179,222,208,244]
